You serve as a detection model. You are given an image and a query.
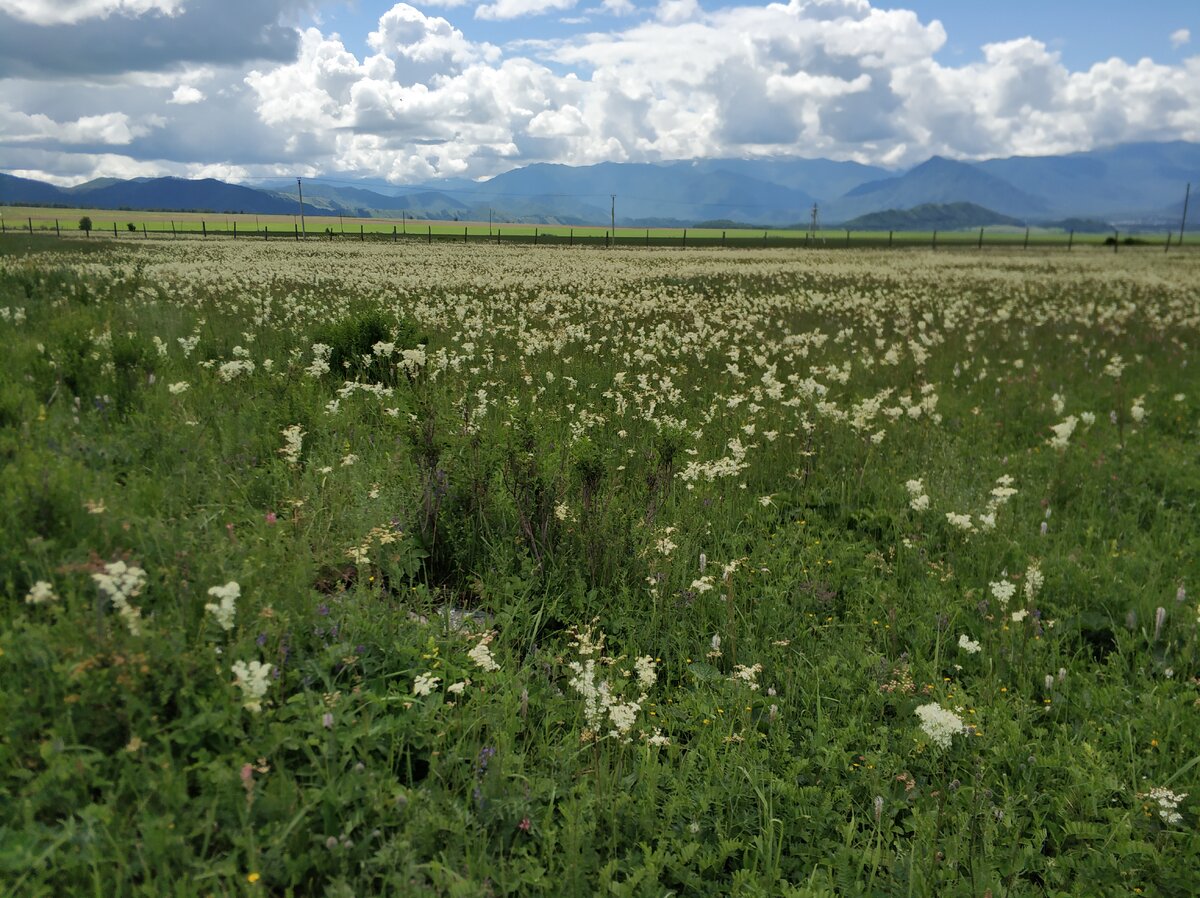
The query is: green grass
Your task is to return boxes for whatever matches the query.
[6,204,1198,248]
[1,239,1198,896]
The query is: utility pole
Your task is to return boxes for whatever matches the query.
[1180,182,1191,247]
[610,195,616,245]
[296,177,307,240]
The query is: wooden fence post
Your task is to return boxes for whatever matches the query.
[233,221,237,239]
[143,223,148,239]
[1113,230,1119,253]
[1023,226,1030,249]
[28,217,33,234]
[113,222,117,238]
[682,228,687,247]
[978,227,983,249]
[171,220,176,239]
[1067,229,1073,251]
[932,230,937,250]
[888,230,893,248]
[1165,231,1171,253]
[202,221,207,238]
[360,224,364,242]
[264,226,268,241]
[56,219,61,238]
[844,229,850,248]
[464,226,468,243]
[428,226,432,244]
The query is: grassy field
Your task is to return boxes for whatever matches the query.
[1,238,1198,896]
[4,204,1195,248]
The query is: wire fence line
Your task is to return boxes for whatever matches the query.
[2,214,1196,253]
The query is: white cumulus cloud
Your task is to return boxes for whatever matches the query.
[1170,28,1191,49]
[476,0,579,21]
[0,0,184,26]
[168,85,204,105]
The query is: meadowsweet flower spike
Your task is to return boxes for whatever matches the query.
[92,560,147,636]
[915,702,965,749]
[232,660,272,712]
[205,581,240,632]
[25,580,57,605]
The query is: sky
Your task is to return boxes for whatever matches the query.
[0,0,1197,186]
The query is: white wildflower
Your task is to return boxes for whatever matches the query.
[204,581,240,632]
[278,425,304,467]
[914,703,965,750]
[92,560,147,636]
[634,655,657,692]
[468,639,501,673]
[1048,415,1078,450]
[1145,787,1187,825]
[945,512,974,532]
[1024,562,1044,602]
[412,672,440,696]
[231,659,272,712]
[990,580,1017,608]
[25,580,57,605]
[958,634,981,654]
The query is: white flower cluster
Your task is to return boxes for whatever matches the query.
[232,660,272,712]
[306,343,332,377]
[1024,562,1044,603]
[1048,415,1079,450]
[204,581,240,631]
[957,634,981,654]
[914,702,965,750]
[92,560,147,635]
[399,346,427,375]
[566,627,651,742]
[468,637,501,673]
[730,663,764,689]
[990,578,1017,608]
[412,672,440,696]
[278,424,304,467]
[1130,396,1147,424]
[25,580,57,605]
[1145,787,1187,825]
[906,479,930,512]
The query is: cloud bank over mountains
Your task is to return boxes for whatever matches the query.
[1,0,1198,185]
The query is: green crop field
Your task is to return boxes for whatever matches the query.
[5,204,1196,249]
[1,238,1197,896]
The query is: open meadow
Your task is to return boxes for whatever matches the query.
[1,237,1198,896]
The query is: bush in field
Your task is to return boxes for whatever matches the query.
[311,308,421,386]
[79,216,92,233]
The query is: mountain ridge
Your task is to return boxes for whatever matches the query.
[2,142,1196,227]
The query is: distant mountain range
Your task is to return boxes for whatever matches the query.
[2,141,1196,229]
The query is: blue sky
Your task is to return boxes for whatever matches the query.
[0,0,1197,185]
[311,0,1197,69]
